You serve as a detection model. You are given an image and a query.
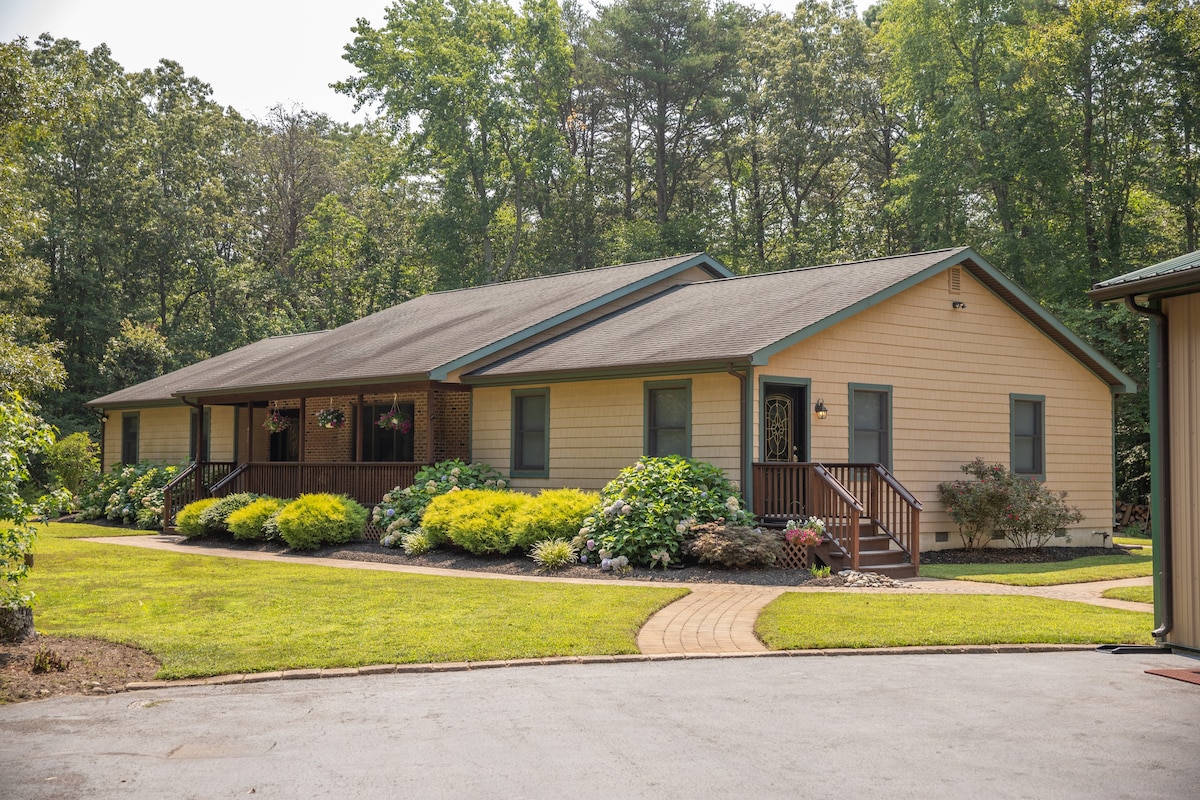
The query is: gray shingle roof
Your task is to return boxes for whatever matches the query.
[89,331,329,406]
[470,249,968,376]
[90,254,728,405]
[1089,249,1200,300]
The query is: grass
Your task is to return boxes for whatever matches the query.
[26,523,687,679]
[756,593,1154,650]
[1102,585,1154,604]
[919,553,1153,586]
[1113,536,1152,551]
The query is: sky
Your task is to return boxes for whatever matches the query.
[0,0,869,125]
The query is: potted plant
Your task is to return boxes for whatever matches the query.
[377,407,412,434]
[784,517,825,548]
[263,410,291,434]
[315,407,346,429]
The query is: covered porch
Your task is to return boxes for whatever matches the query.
[162,381,471,528]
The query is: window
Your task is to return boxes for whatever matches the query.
[849,385,890,469]
[512,389,549,476]
[645,381,690,458]
[121,412,139,465]
[189,408,211,462]
[361,403,415,462]
[1011,395,1045,478]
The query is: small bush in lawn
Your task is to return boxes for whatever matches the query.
[401,529,433,555]
[509,488,599,551]
[940,458,1084,550]
[275,493,368,550]
[226,497,287,541]
[529,538,578,572]
[575,455,753,568]
[175,498,220,537]
[421,489,531,555]
[197,493,262,536]
[372,460,507,537]
[684,522,784,569]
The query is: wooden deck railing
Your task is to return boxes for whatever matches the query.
[751,462,922,570]
[210,462,423,507]
[162,461,237,530]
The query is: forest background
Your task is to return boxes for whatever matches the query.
[2,0,1197,505]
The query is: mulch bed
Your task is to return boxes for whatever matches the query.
[0,635,160,705]
[920,546,1131,565]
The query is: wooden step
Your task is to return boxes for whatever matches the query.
[860,562,918,579]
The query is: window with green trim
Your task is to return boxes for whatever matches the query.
[850,387,890,468]
[512,390,549,475]
[646,382,690,457]
[1011,396,1045,477]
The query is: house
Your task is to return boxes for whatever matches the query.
[1090,251,1200,656]
[90,248,1133,577]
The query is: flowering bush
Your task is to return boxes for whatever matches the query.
[263,410,291,433]
[376,408,412,433]
[784,517,825,548]
[939,458,1083,550]
[574,455,753,568]
[78,462,180,527]
[372,459,506,540]
[315,408,345,429]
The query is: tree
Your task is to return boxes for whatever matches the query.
[98,319,170,394]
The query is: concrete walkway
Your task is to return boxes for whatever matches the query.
[85,535,1155,658]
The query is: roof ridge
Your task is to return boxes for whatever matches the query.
[689,247,967,286]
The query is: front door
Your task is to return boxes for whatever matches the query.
[762,384,807,462]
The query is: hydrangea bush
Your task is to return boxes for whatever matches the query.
[574,455,753,568]
[78,462,180,527]
[374,459,506,546]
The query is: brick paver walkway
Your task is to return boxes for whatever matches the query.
[636,587,783,655]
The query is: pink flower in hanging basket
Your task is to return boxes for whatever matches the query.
[315,408,346,429]
[377,409,412,433]
[262,410,291,434]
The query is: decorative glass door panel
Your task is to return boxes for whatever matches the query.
[762,385,806,462]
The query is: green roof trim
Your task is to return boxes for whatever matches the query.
[1089,249,1200,301]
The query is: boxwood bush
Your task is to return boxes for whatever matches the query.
[175,497,220,538]
[510,488,599,551]
[197,493,262,536]
[275,493,368,550]
[575,455,753,568]
[421,489,531,555]
[226,497,288,541]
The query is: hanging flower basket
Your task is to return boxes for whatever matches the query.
[377,408,412,434]
[263,410,291,434]
[315,407,346,429]
[784,517,825,548]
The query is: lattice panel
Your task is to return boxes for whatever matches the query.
[778,541,813,570]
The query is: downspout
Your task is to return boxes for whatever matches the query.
[1124,295,1172,640]
[727,363,751,509]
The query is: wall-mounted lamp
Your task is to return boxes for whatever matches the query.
[814,399,828,420]
[952,301,967,310]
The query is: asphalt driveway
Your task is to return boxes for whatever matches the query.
[2,650,1197,799]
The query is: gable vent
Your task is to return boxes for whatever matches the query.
[948,267,962,294]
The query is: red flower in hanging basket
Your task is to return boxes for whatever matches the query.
[263,410,291,434]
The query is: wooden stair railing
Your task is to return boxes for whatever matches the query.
[820,463,922,571]
[161,461,236,531]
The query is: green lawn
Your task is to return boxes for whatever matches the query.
[1102,585,1154,604]
[27,523,687,679]
[919,553,1153,586]
[756,593,1154,650]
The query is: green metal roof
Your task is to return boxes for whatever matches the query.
[1089,250,1200,301]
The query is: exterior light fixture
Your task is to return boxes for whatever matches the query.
[814,399,828,420]
[952,301,967,309]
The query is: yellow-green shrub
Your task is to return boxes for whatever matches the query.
[275,494,368,550]
[197,492,261,536]
[175,498,220,538]
[421,489,531,555]
[510,489,599,551]
[226,497,287,541]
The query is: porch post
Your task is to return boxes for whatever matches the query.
[298,396,306,461]
[426,386,436,464]
[244,402,253,465]
[194,401,205,499]
[356,394,364,462]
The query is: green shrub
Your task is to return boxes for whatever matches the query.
[684,522,784,568]
[372,459,507,536]
[197,493,262,536]
[940,458,1084,550]
[175,498,220,538]
[227,497,287,541]
[529,538,579,572]
[45,432,99,497]
[78,462,182,526]
[421,489,531,555]
[509,488,599,551]
[576,456,753,568]
[275,493,368,550]
[401,529,432,555]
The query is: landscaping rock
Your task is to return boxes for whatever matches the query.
[837,570,908,588]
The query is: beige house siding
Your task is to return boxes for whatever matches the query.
[1166,293,1200,651]
[758,268,1115,548]
[102,405,238,470]
[472,372,742,491]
